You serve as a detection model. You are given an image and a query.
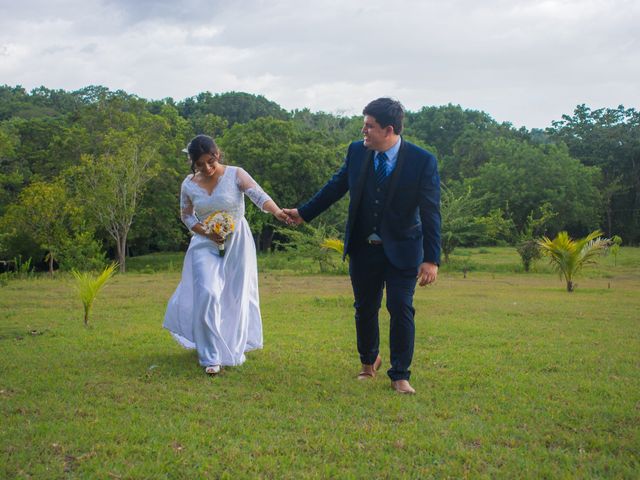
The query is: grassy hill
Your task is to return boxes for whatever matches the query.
[1,248,638,478]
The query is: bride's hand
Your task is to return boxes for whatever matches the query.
[274,209,293,225]
[206,231,224,244]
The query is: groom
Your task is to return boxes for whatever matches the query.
[284,98,441,394]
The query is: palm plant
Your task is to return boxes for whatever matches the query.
[320,238,345,256]
[537,230,610,292]
[71,262,118,325]
[277,223,344,273]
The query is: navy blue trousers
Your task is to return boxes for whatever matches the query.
[349,243,417,381]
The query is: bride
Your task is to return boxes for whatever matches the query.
[164,134,289,375]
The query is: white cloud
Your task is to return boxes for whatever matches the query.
[0,0,638,128]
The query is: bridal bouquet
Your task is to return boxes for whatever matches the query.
[203,210,235,256]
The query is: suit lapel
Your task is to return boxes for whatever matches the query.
[344,148,373,256]
[349,148,374,215]
[383,138,406,211]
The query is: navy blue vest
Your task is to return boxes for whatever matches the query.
[352,161,391,244]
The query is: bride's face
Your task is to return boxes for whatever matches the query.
[195,151,219,177]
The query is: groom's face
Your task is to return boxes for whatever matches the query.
[362,115,391,151]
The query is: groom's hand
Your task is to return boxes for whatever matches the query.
[282,208,304,225]
[417,262,438,286]
[274,209,293,225]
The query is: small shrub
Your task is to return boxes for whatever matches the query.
[10,256,35,280]
[610,235,622,266]
[516,240,541,272]
[71,263,118,326]
[58,233,108,272]
[276,224,346,274]
[441,257,478,274]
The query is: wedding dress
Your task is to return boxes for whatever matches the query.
[163,166,271,367]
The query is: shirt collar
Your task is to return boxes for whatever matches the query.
[377,136,402,160]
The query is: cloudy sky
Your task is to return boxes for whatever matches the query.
[1,0,638,129]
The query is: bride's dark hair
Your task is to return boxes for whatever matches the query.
[187,134,223,175]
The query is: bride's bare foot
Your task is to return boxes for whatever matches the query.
[205,365,221,375]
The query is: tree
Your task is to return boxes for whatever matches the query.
[74,137,159,272]
[441,128,492,182]
[292,109,362,145]
[178,91,289,126]
[190,113,228,139]
[0,123,23,217]
[0,85,76,120]
[440,185,485,263]
[219,117,344,250]
[2,180,71,274]
[537,230,611,292]
[550,105,640,243]
[610,235,622,266]
[5,116,86,182]
[516,240,541,273]
[69,93,181,260]
[405,104,497,158]
[475,208,516,245]
[469,138,602,235]
[516,203,557,272]
[126,103,193,255]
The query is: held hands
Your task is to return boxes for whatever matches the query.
[273,209,293,225]
[281,208,304,225]
[417,262,438,286]
[275,209,437,286]
[202,208,295,237]
[261,199,298,226]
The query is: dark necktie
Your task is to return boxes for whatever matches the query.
[375,152,388,186]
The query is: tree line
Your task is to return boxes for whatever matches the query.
[0,84,638,272]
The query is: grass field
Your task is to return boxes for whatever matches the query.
[1,248,639,478]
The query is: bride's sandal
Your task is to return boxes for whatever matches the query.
[205,365,221,375]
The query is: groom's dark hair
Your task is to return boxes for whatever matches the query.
[363,98,405,135]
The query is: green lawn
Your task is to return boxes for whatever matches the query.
[1,248,639,478]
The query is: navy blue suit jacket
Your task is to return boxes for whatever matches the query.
[298,138,441,270]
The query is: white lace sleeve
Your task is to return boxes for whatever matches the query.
[236,167,272,212]
[180,177,200,231]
